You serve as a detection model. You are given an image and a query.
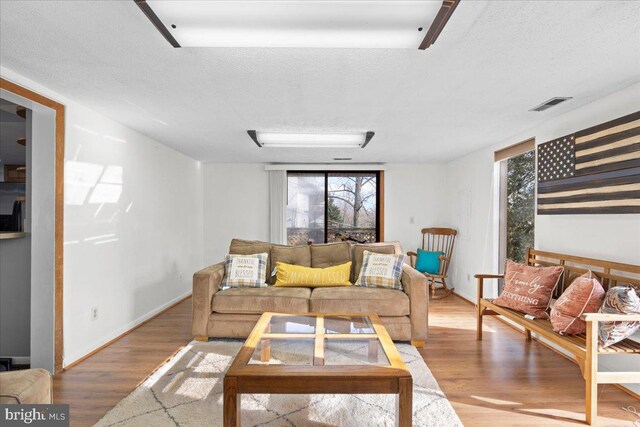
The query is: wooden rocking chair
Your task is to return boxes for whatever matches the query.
[408,227,457,300]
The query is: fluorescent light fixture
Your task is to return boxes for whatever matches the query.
[136,1,451,49]
[248,131,375,148]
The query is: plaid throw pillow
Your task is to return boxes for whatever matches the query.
[221,253,268,288]
[355,251,406,290]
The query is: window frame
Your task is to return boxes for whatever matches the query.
[286,170,383,244]
[495,138,536,289]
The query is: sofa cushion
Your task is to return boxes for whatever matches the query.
[229,238,272,255]
[351,244,396,282]
[270,245,312,283]
[310,287,410,317]
[229,239,273,283]
[212,286,311,314]
[311,242,352,268]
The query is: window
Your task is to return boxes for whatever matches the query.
[287,171,381,245]
[497,139,536,266]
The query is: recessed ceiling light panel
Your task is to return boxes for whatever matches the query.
[140,1,445,49]
[248,131,374,148]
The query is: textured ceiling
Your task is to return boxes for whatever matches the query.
[1,1,639,163]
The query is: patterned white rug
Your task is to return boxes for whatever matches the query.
[95,340,462,427]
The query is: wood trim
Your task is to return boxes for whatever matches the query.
[418,0,461,50]
[0,77,65,374]
[63,294,192,370]
[495,137,535,162]
[379,170,385,241]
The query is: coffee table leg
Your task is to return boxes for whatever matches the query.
[224,376,240,427]
[397,377,412,427]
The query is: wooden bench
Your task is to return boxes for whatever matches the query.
[475,248,640,425]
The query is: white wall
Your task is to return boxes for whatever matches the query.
[203,164,270,264]
[1,68,204,367]
[446,81,640,393]
[201,163,452,266]
[384,164,452,253]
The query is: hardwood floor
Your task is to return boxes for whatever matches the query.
[53,299,193,426]
[54,296,638,426]
[422,295,638,426]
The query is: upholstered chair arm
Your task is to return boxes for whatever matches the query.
[402,264,429,345]
[192,262,225,337]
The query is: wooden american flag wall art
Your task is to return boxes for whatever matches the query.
[537,110,640,215]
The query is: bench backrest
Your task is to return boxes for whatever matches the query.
[526,248,640,298]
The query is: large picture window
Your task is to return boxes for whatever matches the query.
[287,171,381,245]
[497,139,536,268]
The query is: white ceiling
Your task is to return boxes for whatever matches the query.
[0,1,639,164]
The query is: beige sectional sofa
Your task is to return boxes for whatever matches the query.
[192,239,429,346]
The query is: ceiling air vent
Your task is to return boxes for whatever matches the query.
[529,97,572,112]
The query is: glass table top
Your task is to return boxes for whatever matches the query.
[264,314,375,335]
[247,314,391,367]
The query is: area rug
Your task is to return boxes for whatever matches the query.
[94,340,462,427]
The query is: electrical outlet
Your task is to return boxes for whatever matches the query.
[466,273,471,282]
[179,271,183,281]
[91,306,98,321]
[409,216,415,224]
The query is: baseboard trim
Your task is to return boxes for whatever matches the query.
[63,292,192,370]
[452,290,640,401]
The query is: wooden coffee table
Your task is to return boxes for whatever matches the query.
[224,312,412,427]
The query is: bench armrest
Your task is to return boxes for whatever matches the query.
[475,273,504,303]
[402,264,428,342]
[192,262,225,337]
[474,274,505,279]
[581,313,640,322]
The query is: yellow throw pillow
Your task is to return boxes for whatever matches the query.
[275,262,352,287]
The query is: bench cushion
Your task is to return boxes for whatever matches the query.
[310,287,410,317]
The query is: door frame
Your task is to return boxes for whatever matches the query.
[0,77,65,373]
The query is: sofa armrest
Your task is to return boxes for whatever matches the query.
[402,264,429,344]
[192,262,225,337]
